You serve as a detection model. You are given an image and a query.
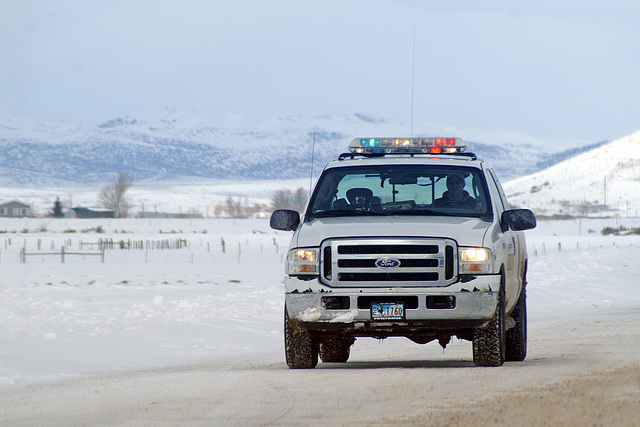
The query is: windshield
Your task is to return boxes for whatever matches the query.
[307,165,491,220]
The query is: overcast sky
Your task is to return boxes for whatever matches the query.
[1,1,639,142]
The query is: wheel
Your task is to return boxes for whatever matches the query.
[505,277,527,362]
[473,273,506,367]
[319,337,353,363]
[284,307,318,369]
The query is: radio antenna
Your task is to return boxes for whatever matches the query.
[309,132,316,197]
[410,27,416,137]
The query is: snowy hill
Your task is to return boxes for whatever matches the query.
[4,110,635,218]
[0,111,600,187]
[503,131,640,217]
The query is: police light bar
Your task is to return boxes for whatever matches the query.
[349,137,466,155]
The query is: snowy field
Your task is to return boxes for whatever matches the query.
[1,216,640,387]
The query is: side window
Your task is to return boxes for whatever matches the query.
[487,169,509,216]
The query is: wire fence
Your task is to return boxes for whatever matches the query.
[20,246,105,263]
[3,235,283,264]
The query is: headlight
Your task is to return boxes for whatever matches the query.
[288,248,319,275]
[459,247,493,274]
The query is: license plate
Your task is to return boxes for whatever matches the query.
[371,302,405,320]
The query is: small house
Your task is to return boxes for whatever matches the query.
[0,200,33,218]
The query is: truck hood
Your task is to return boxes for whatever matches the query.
[293,216,491,248]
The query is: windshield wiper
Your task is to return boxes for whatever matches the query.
[313,210,387,218]
[392,209,465,217]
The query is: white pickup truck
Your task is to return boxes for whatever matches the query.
[271,137,536,368]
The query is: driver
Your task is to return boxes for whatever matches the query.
[434,174,477,209]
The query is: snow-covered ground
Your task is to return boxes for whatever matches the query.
[1,217,640,387]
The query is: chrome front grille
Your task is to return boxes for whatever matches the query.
[321,238,457,288]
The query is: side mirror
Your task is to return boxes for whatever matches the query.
[502,209,536,231]
[270,209,301,231]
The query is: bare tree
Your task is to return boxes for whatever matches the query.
[271,187,308,213]
[99,173,134,218]
[271,189,292,210]
[225,196,249,218]
[292,188,308,212]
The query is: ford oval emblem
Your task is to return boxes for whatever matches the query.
[375,257,401,268]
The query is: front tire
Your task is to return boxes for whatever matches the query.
[284,307,318,369]
[473,274,506,367]
[505,279,527,361]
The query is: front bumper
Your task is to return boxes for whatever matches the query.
[285,274,501,330]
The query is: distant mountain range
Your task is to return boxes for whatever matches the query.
[1,111,608,187]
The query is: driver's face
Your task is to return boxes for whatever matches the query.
[447,179,464,192]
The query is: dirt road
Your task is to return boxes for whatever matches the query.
[2,306,639,426]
